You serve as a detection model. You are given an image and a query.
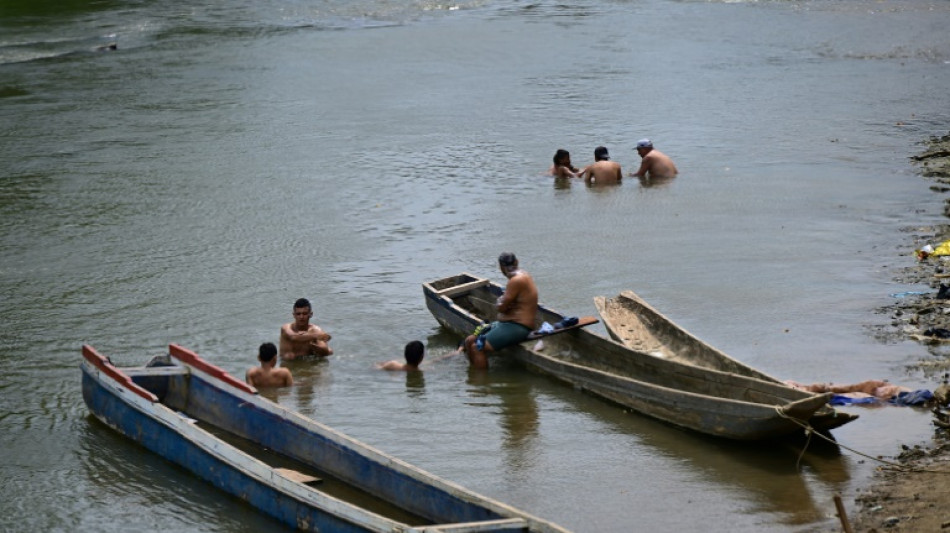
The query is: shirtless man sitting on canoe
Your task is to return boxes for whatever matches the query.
[280,298,333,360]
[463,252,539,370]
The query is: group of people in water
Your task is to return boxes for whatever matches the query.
[549,139,678,185]
[245,297,332,388]
[245,252,541,388]
[246,141,674,389]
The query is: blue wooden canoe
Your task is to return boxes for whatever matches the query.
[80,343,570,533]
[423,273,856,440]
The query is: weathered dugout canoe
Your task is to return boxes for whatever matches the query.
[593,291,781,382]
[594,291,858,434]
[80,343,570,533]
[423,273,856,440]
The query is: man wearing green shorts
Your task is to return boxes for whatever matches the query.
[463,252,539,369]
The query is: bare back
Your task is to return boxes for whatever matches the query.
[635,149,678,179]
[246,366,293,388]
[497,270,539,329]
[584,160,623,184]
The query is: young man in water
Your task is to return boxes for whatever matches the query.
[463,252,539,370]
[246,342,293,388]
[376,340,425,371]
[632,139,678,180]
[279,298,333,360]
[580,146,623,184]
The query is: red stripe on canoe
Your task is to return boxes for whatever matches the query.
[169,343,257,395]
[82,345,159,403]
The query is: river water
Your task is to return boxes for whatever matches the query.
[3,0,950,531]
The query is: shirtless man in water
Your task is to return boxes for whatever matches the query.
[463,252,539,370]
[632,139,678,180]
[580,146,622,184]
[279,298,332,360]
[246,342,293,388]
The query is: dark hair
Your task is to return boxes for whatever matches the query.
[553,149,570,165]
[594,146,609,161]
[293,298,311,310]
[404,340,425,366]
[259,342,278,362]
[498,252,517,267]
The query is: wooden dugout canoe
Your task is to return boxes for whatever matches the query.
[423,273,856,440]
[593,291,782,383]
[80,343,570,533]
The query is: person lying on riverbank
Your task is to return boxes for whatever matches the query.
[785,379,932,406]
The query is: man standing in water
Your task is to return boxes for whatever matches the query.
[280,298,333,360]
[632,139,678,180]
[580,146,623,184]
[463,252,539,369]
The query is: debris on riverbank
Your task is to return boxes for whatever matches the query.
[842,132,950,532]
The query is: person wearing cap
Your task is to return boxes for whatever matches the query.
[632,139,678,181]
[462,252,539,370]
[579,146,622,184]
[549,149,580,178]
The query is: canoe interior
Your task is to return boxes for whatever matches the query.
[124,364,431,525]
[79,345,568,533]
[593,292,858,432]
[594,292,781,383]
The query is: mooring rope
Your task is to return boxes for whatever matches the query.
[774,405,950,474]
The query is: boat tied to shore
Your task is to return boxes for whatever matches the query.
[424,273,857,440]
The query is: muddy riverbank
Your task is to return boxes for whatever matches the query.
[841,132,950,532]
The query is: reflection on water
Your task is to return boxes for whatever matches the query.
[466,366,540,470]
[405,370,426,397]
[637,174,676,189]
[274,358,330,416]
[78,416,284,532]
[554,382,853,526]
[4,0,950,528]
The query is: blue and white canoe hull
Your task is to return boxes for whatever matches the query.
[80,344,568,533]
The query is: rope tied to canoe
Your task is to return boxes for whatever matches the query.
[773,405,950,474]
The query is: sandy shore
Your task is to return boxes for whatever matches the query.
[837,132,950,532]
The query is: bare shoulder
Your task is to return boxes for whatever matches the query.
[377,360,404,371]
